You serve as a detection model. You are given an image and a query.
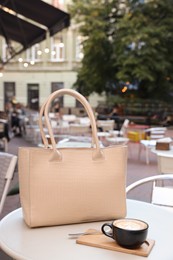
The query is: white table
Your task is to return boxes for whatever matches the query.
[0,200,173,260]
[151,145,173,155]
[106,137,129,145]
[127,124,149,140]
[138,140,157,164]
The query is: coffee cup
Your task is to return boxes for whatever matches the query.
[101,218,149,249]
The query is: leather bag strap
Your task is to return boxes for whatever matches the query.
[39,98,49,148]
[39,96,57,149]
[39,89,104,161]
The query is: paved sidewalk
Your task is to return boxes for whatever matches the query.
[1,130,172,259]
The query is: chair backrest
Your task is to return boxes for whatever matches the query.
[62,114,77,122]
[126,174,173,209]
[29,113,39,125]
[157,153,173,174]
[69,124,90,135]
[0,152,18,214]
[0,122,8,152]
[145,127,167,139]
[78,117,90,126]
[97,120,115,131]
[120,119,129,136]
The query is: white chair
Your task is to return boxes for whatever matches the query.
[77,117,90,126]
[69,124,90,135]
[157,153,173,177]
[126,174,173,210]
[97,120,115,132]
[138,139,157,164]
[138,127,167,164]
[0,122,8,152]
[0,152,18,215]
[49,112,57,119]
[53,121,70,135]
[106,137,129,145]
[62,114,77,123]
[145,127,167,139]
[109,119,129,137]
[24,113,40,142]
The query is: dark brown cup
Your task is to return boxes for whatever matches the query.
[101,218,149,249]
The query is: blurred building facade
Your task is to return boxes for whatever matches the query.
[0,0,104,111]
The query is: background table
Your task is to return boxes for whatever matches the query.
[0,200,173,260]
[151,145,173,155]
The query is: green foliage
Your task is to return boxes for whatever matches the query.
[114,0,173,100]
[70,0,173,101]
[106,95,124,106]
[69,0,124,96]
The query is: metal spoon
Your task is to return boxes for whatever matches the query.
[68,229,101,238]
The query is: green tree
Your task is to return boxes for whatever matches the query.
[70,0,173,101]
[69,0,126,96]
[115,0,173,100]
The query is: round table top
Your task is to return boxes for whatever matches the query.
[106,137,129,144]
[127,124,149,130]
[0,200,173,260]
[97,132,111,137]
[151,145,173,155]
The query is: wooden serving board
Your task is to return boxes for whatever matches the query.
[76,229,155,257]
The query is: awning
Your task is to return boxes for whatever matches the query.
[0,0,70,65]
[0,9,46,48]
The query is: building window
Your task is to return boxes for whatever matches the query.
[2,40,8,61]
[76,35,84,61]
[51,82,64,106]
[26,44,42,62]
[27,84,39,111]
[1,39,14,62]
[50,37,64,62]
[4,82,15,110]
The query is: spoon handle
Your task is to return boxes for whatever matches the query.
[68,230,101,237]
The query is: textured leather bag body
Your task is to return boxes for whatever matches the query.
[19,89,127,227]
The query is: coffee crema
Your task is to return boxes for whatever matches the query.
[113,219,147,231]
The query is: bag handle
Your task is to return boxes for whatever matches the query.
[39,96,95,150]
[39,89,104,161]
[39,91,93,148]
[39,98,50,148]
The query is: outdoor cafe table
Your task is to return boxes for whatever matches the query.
[151,145,173,156]
[0,199,173,260]
[127,124,149,141]
[127,124,149,130]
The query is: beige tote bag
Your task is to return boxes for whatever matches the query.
[19,89,127,227]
